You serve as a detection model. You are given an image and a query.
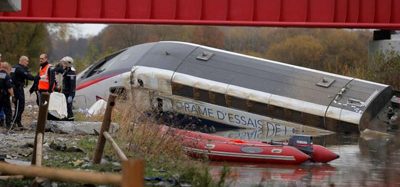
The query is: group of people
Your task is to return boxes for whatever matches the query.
[0,53,76,130]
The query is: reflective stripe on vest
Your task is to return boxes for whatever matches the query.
[38,64,51,90]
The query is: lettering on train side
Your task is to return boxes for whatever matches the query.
[174,101,288,129]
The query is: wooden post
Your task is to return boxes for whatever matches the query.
[121,160,144,187]
[32,92,50,165]
[32,132,44,186]
[0,162,121,185]
[103,132,128,161]
[93,94,117,164]
[35,133,43,166]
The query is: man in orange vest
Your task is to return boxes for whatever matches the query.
[29,53,56,105]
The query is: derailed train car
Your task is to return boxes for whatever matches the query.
[76,41,400,133]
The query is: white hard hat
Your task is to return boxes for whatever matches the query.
[61,56,74,64]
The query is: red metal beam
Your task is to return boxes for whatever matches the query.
[0,0,399,29]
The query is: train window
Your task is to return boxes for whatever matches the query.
[229,96,248,111]
[320,118,359,133]
[172,83,193,98]
[210,92,226,106]
[80,50,125,79]
[303,113,324,129]
[316,77,335,88]
[249,101,268,116]
[82,58,107,78]
[326,118,358,133]
[286,109,303,124]
[194,88,209,103]
[339,121,359,133]
[268,105,285,120]
[196,51,214,61]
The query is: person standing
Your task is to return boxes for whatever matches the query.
[29,53,56,105]
[0,54,4,126]
[0,62,14,129]
[11,56,35,128]
[60,56,76,121]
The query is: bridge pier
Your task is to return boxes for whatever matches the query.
[369,30,400,59]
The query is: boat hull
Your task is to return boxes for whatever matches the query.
[167,127,339,164]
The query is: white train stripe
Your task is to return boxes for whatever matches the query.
[184,147,296,161]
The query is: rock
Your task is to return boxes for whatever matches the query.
[4,159,31,166]
[50,141,67,151]
[360,129,393,141]
[31,120,119,135]
[66,146,84,153]
[72,159,85,167]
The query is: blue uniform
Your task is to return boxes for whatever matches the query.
[62,67,76,120]
[11,64,34,126]
[0,70,13,128]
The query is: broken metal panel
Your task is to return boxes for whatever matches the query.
[131,66,174,94]
[329,79,390,119]
[131,89,153,112]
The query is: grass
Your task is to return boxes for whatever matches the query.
[106,94,233,186]
[0,93,232,186]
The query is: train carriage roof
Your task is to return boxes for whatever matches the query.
[143,41,390,115]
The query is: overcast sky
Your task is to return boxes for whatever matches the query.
[71,24,107,38]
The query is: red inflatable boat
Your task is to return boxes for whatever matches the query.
[168,128,339,164]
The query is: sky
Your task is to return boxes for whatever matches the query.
[71,24,108,38]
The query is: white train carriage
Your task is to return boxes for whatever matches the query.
[76,41,399,133]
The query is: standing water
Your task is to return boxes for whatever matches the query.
[209,127,400,186]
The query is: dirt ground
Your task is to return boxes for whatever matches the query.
[0,88,85,162]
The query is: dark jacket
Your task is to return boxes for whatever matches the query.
[62,67,76,95]
[0,70,13,97]
[11,64,35,88]
[30,61,56,93]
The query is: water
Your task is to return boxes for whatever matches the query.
[209,128,400,186]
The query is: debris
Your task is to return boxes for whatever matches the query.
[360,129,393,141]
[48,92,68,119]
[87,99,107,116]
[49,141,67,151]
[72,159,84,167]
[49,141,84,153]
[0,175,24,180]
[4,159,31,166]
[66,146,84,153]
[31,120,119,135]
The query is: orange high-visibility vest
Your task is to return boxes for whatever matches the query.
[38,64,51,91]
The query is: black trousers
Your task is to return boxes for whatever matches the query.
[12,86,25,125]
[0,96,12,127]
[64,93,74,119]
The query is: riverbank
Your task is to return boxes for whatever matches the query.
[0,92,230,186]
